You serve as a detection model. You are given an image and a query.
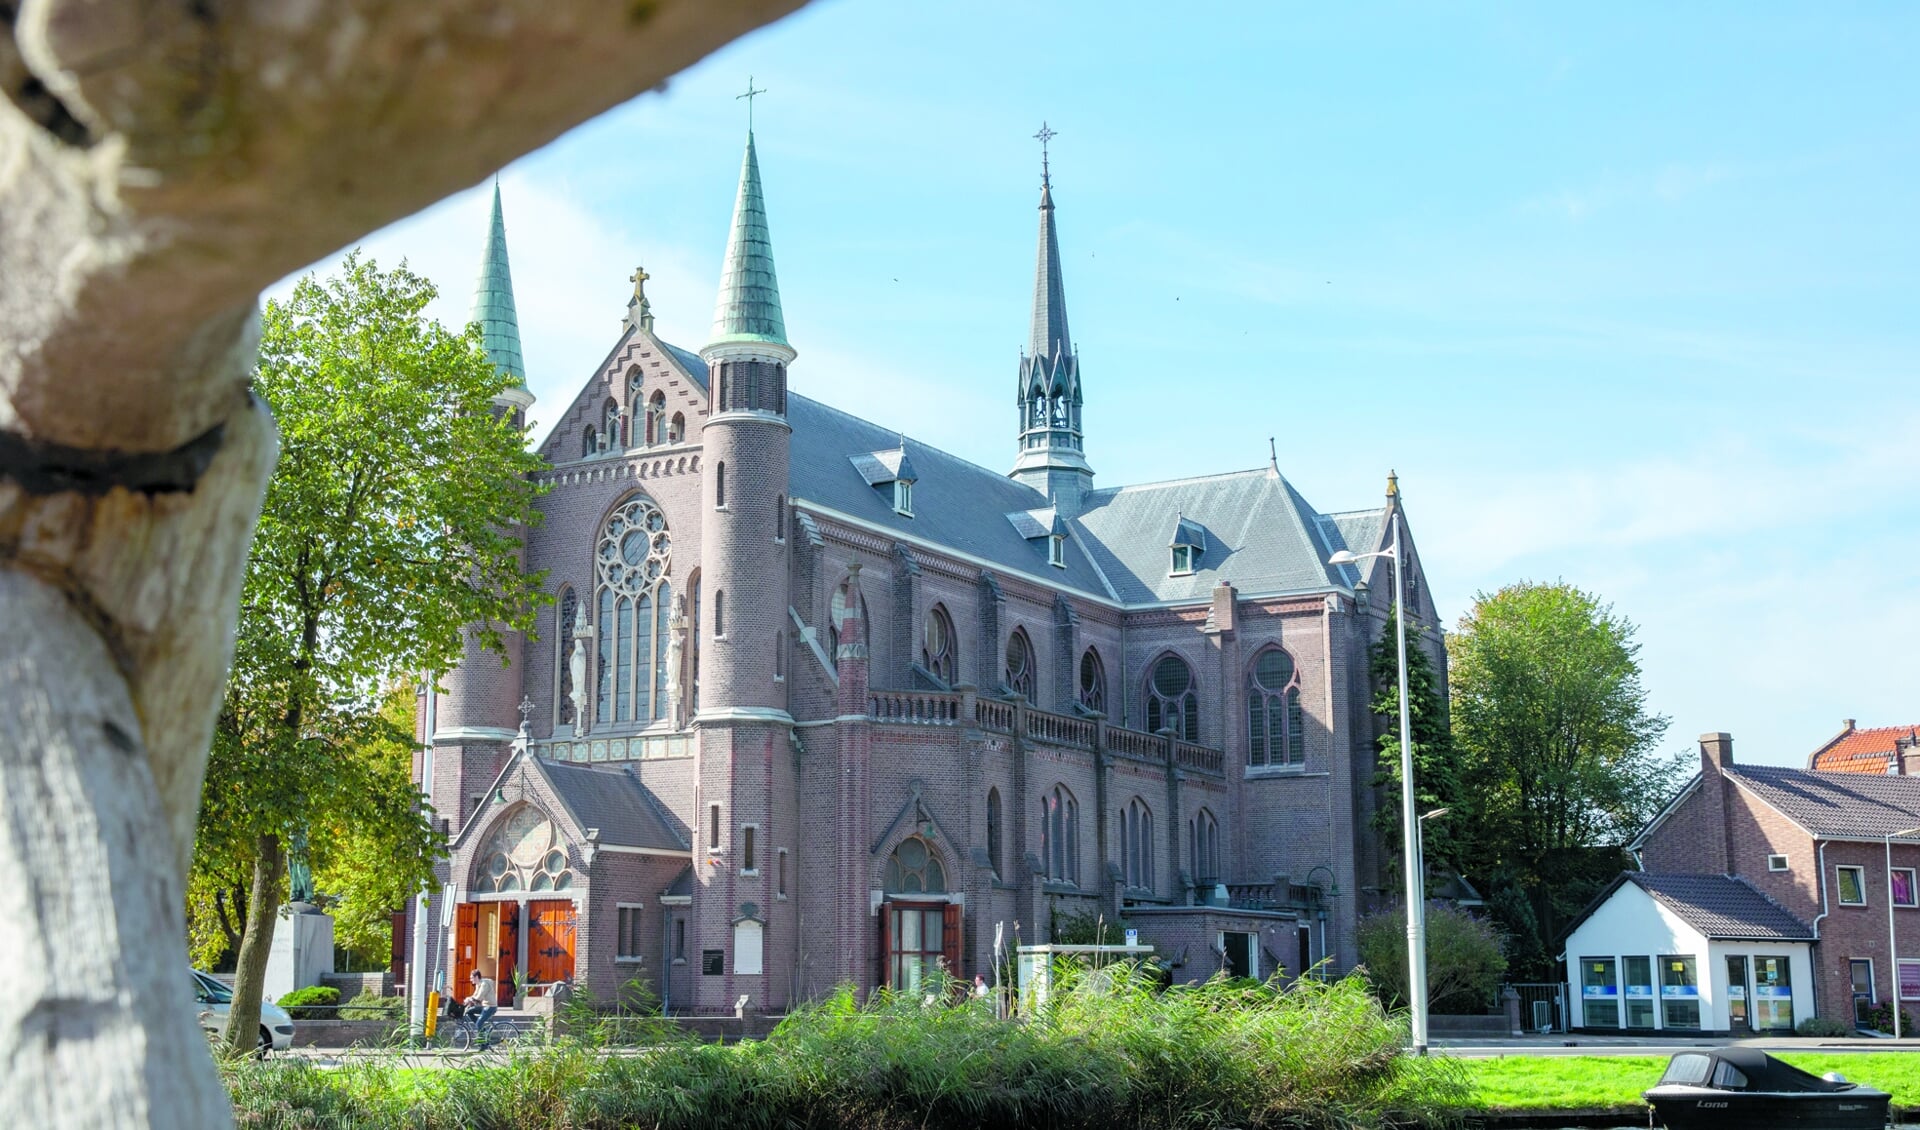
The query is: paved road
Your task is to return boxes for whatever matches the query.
[1439,1034,1920,1058]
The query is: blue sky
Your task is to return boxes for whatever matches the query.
[280,2,1919,768]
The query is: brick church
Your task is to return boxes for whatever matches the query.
[418,126,1446,1014]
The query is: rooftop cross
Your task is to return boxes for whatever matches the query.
[1033,121,1058,186]
[630,265,650,302]
[738,76,768,130]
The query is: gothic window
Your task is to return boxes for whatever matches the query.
[604,401,622,450]
[473,808,574,893]
[1040,785,1079,885]
[986,787,1002,877]
[1247,648,1305,768]
[627,368,643,402]
[715,461,727,508]
[648,390,667,446]
[582,425,596,458]
[1189,808,1220,884]
[669,412,685,443]
[1146,655,1199,741]
[555,586,578,729]
[884,835,947,894]
[1077,648,1106,714]
[593,496,673,726]
[922,605,956,685]
[1003,629,1035,700]
[1120,798,1154,890]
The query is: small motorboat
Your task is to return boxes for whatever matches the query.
[1644,1047,1890,1129]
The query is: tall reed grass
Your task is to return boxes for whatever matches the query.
[225,963,1467,1129]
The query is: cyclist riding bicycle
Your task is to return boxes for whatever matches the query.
[463,970,498,1044]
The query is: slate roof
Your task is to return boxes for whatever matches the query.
[539,760,689,853]
[1808,723,1920,774]
[1625,872,1813,941]
[1071,469,1359,604]
[1727,764,1920,839]
[786,395,1392,607]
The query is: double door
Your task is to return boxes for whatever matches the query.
[455,899,579,1006]
[1725,954,1794,1033]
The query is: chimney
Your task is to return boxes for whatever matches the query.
[1900,733,1920,778]
[1695,732,1733,875]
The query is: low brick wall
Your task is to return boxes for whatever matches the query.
[291,1019,406,1048]
[1428,1013,1509,1036]
[320,972,392,998]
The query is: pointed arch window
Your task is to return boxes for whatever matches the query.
[648,390,668,446]
[1146,654,1199,741]
[555,586,578,730]
[1120,798,1154,890]
[1040,785,1079,885]
[1189,808,1220,885]
[473,808,573,893]
[605,401,623,450]
[884,835,947,894]
[593,496,673,725]
[582,425,596,459]
[986,787,1003,877]
[1003,629,1035,701]
[1247,647,1305,768]
[1077,648,1106,715]
[668,412,685,443]
[922,605,956,685]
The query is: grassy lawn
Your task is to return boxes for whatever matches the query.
[1463,1052,1920,1112]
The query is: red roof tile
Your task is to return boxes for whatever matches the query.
[1809,724,1920,774]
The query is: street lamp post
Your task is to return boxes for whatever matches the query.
[1885,826,1920,1039]
[1330,512,1429,1054]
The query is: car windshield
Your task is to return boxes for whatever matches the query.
[194,973,232,1004]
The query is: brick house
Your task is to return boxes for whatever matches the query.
[1603,732,1920,1030]
[412,130,1443,1014]
[1807,720,1920,775]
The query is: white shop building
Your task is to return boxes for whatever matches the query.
[1561,872,1815,1035]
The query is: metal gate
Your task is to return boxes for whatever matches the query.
[1507,983,1567,1034]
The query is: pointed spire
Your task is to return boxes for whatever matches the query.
[471,179,526,386]
[706,131,789,351]
[1387,470,1400,499]
[1028,173,1072,361]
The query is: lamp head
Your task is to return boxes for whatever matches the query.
[1327,550,1359,566]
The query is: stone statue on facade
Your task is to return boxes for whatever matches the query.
[569,602,591,737]
[665,590,687,726]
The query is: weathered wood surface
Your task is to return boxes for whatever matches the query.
[0,1,803,1123]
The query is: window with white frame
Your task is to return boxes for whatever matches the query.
[1048,534,1066,567]
[893,479,913,516]
[1767,854,1789,872]
[1170,543,1194,575]
[1894,868,1918,908]
[616,904,645,962]
[1838,865,1868,906]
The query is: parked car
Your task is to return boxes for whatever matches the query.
[191,969,295,1052]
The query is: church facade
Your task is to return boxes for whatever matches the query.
[419,130,1445,1014]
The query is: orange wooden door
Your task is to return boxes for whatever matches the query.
[496,902,520,1005]
[528,899,578,986]
[454,904,478,998]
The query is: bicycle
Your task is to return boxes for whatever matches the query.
[446,1008,500,1052]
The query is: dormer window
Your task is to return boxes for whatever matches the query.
[1048,534,1066,568]
[1007,507,1068,566]
[1168,516,1207,576]
[849,444,919,519]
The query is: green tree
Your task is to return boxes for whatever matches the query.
[196,253,546,1052]
[1356,902,1507,1014]
[1448,581,1681,980]
[1368,605,1460,876]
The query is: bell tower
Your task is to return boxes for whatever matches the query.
[692,106,798,1012]
[1010,123,1093,514]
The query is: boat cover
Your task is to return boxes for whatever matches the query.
[1658,1048,1856,1093]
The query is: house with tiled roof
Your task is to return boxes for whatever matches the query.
[408,126,1444,1014]
[1560,733,1920,1034]
[1807,720,1920,775]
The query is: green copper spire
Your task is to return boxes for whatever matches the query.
[471,180,526,385]
[706,132,789,350]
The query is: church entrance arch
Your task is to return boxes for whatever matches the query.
[460,805,580,1005]
[879,835,961,991]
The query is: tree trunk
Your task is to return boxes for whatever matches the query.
[1,1,801,1122]
[225,834,284,1056]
